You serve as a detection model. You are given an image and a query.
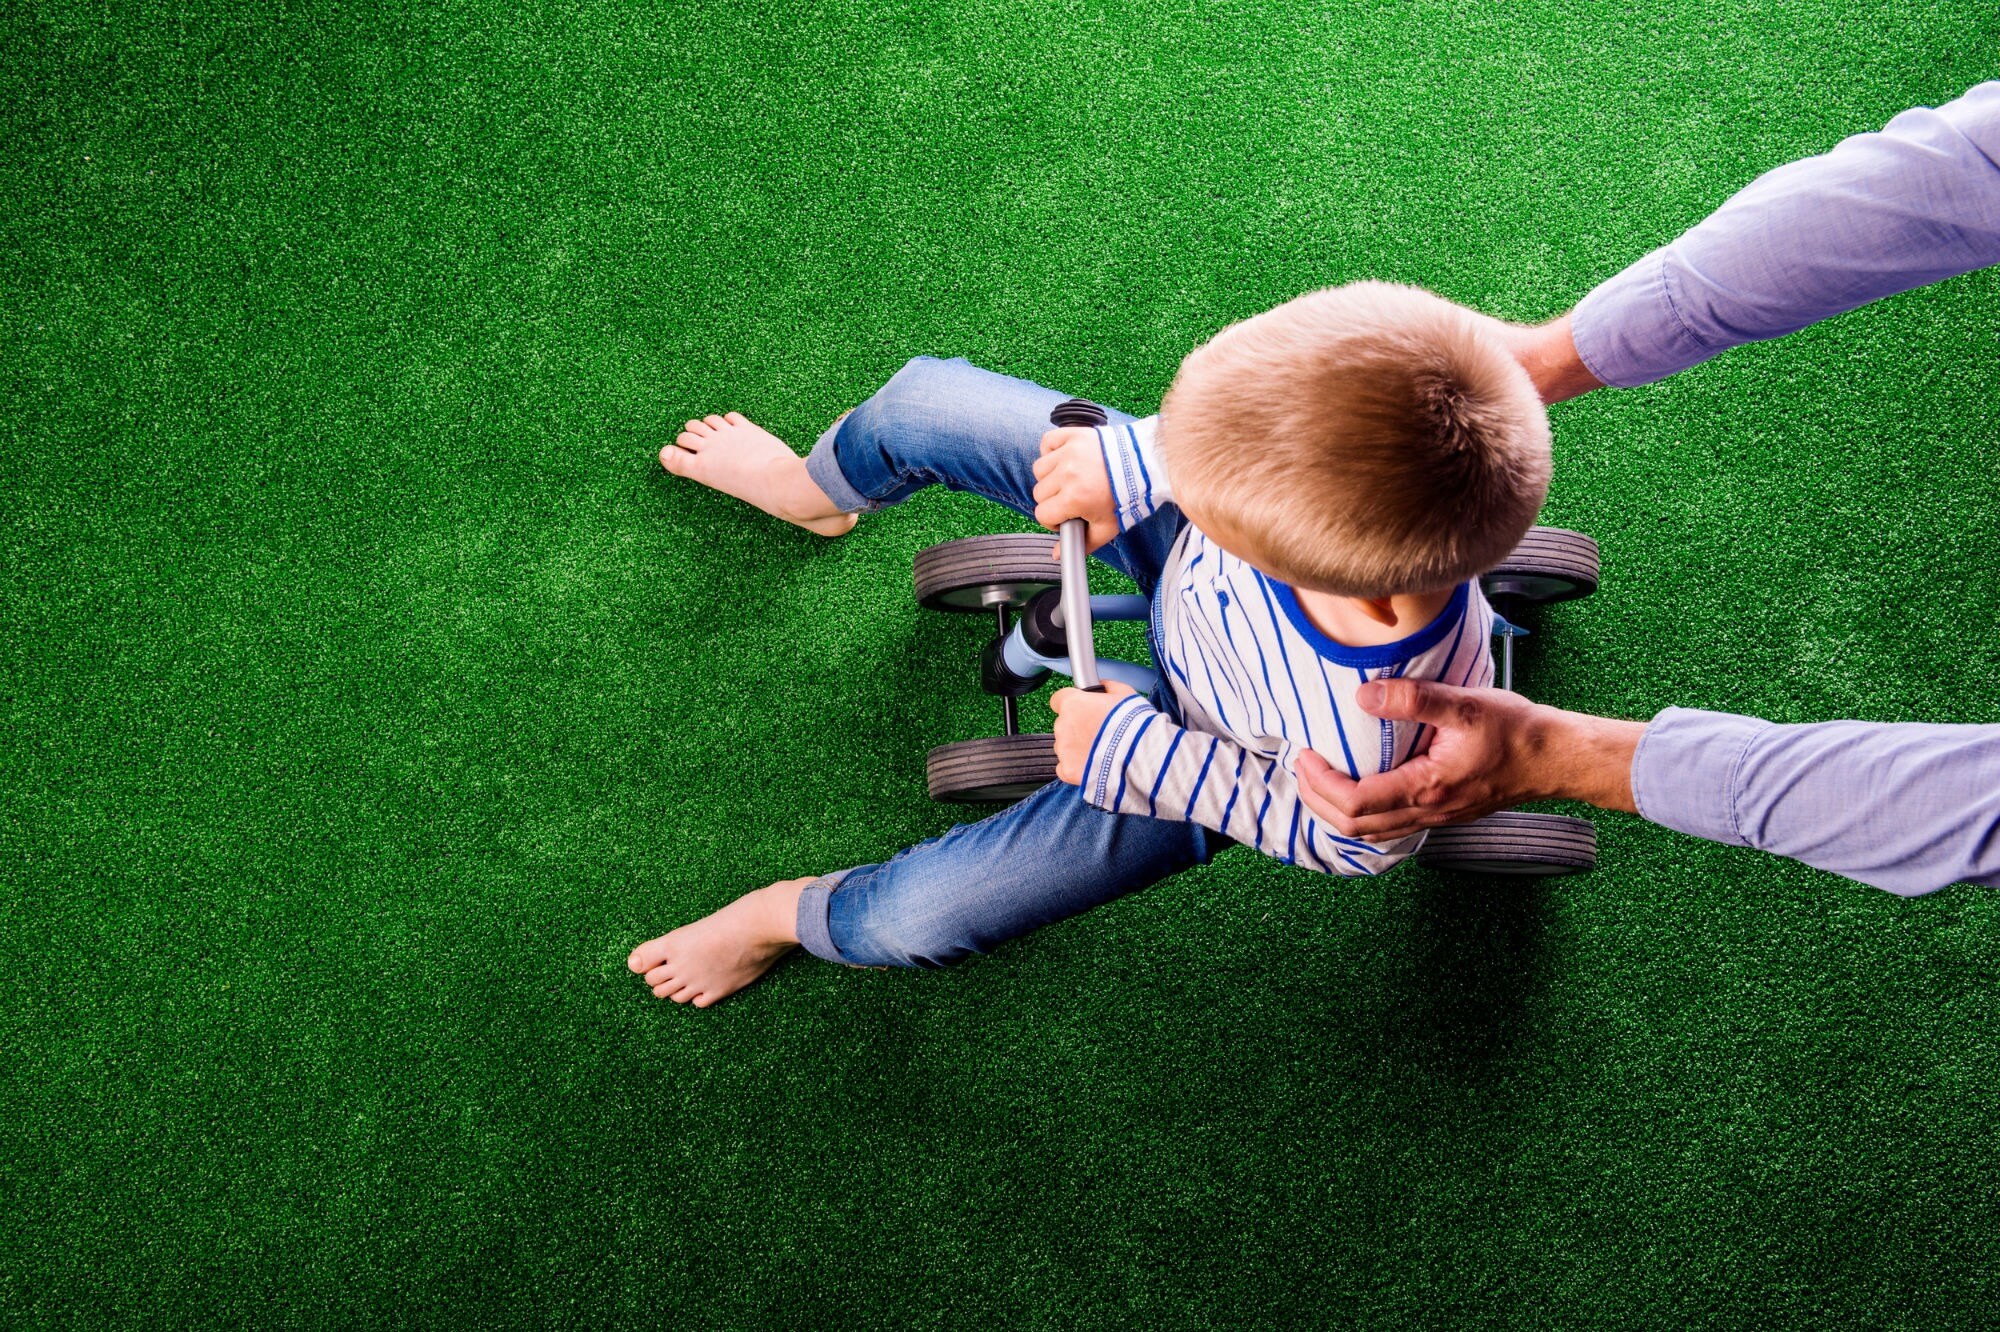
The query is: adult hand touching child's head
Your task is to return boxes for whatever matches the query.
[1050,681,1140,785]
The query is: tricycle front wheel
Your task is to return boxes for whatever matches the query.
[915,534,1064,613]
[926,733,1059,803]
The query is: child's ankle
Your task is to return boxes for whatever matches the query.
[754,878,808,945]
[767,456,848,526]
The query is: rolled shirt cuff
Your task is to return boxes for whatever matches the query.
[1081,694,1158,812]
[1630,706,1770,847]
[1570,248,1721,389]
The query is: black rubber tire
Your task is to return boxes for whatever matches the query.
[1413,811,1597,876]
[916,528,1072,612]
[915,534,1065,613]
[927,733,1060,803]
[1482,526,1600,604]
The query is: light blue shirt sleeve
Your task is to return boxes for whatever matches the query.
[1572,82,2000,387]
[1631,708,2000,896]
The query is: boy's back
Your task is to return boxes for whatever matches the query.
[1062,418,1496,876]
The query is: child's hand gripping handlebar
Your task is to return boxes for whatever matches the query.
[1047,398,1109,693]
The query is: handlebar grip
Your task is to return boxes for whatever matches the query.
[1049,398,1110,430]
[1050,399,1108,691]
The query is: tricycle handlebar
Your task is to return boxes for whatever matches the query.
[1047,398,1111,693]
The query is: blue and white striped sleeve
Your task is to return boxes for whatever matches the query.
[1078,695,1426,876]
[1095,416,1174,532]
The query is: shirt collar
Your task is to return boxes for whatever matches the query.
[1260,574,1470,670]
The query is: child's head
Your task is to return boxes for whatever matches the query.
[1160,281,1551,599]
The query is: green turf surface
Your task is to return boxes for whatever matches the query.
[6,2,1998,1325]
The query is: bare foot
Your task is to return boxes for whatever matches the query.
[626,877,811,1008]
[661,413,856,537]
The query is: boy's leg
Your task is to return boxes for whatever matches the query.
[806,356,1188,592]
[798,778,1221,968]
[664,356,1184,591]
[628,780,1223,1004]
[659,358,1105,541]
[803,357,1132,525]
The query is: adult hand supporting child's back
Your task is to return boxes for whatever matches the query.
[1313,82,2000,895]
[1296,680,1641,842]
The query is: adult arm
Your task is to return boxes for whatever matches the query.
[1296,680,2000,895]
[1632,708,2000,896]
[1569,81,2000,388]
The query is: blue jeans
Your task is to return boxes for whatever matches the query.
[794,357,1230,968]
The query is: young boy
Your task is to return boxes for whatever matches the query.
[630,281,1551,1006]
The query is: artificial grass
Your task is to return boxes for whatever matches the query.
[5,1,1999,1325]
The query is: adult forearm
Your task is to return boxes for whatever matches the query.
[1522,703,1643,812]
[1632,709,2000,896]
[1515,315,1605,405]
[1570,82,2000,388]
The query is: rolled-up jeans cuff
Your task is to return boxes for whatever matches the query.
[794,868,856,963]
[803,418,876,514]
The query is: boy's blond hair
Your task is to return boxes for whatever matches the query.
[1160,281,1552,599]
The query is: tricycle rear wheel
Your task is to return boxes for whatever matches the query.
[1481,527,1600,604]
[1413,811,1597,876]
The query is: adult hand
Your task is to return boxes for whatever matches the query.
[1295,679,1643,841]
[1049,680,1139,785]
[1031,427,1119,554]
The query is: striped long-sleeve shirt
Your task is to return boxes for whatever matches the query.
[1085,418,1496,876]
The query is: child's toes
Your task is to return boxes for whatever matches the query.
[724,411,749,426]
[629,937,671,974]
[703,414,728,430]
[683,418,714,437]
[643,963,674,987]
